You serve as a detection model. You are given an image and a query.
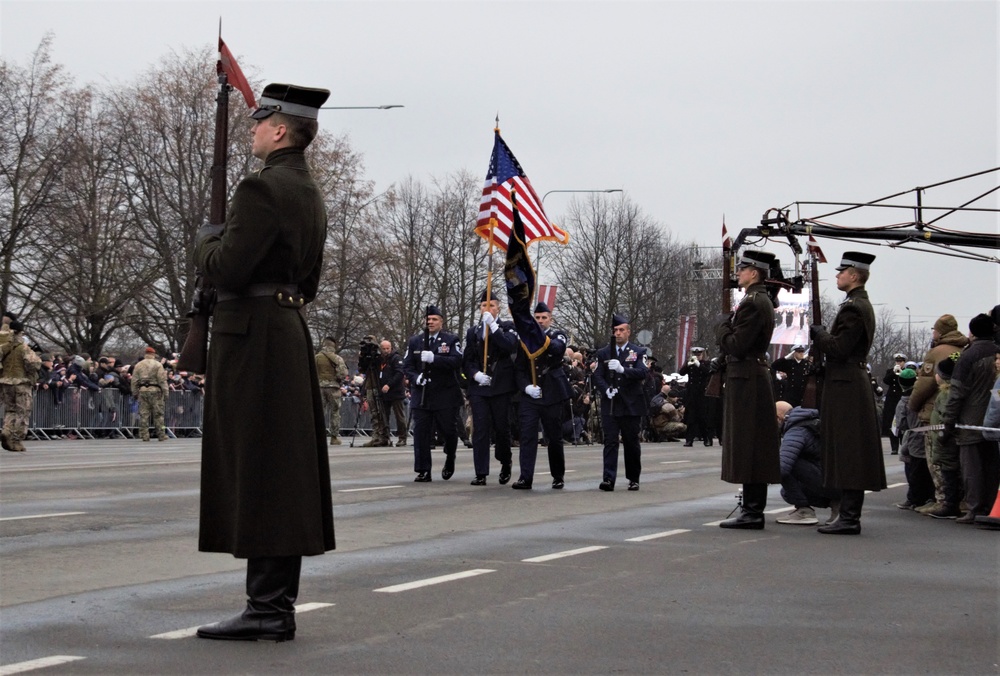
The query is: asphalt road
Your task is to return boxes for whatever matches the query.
[0,437,996,675]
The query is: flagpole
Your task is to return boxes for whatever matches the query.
[482,220,496,373]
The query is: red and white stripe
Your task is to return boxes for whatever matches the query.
[476,176,568,251]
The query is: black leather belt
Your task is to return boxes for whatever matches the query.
[216,283,303,304]
[726,355,767,364]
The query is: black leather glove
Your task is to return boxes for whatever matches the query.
[939,421,956,446]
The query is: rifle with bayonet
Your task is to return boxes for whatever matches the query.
[800,251,823,408]
[177,71,229,374]
[705,243,733,398]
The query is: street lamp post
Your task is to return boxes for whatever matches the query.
[535,188,623,304]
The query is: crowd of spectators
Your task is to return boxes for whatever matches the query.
[34,352,204,404]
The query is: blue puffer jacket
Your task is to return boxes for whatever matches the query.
[779,407,821,479]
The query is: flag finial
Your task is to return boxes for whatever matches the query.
[494,113,500,134]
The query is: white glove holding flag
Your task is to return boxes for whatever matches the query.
[608,358,624,374]
[525,384,542,399]
[482,312,498,332]
[420,350,435,363]
[474,371,492,386]
[606,387,618,400]
[415,373,427,387]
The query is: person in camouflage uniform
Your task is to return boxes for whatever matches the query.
[0,316,38,452]
[315,336,348,445]
[131,347,168,441]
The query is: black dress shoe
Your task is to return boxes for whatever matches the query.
[719,512,764,530]
[627,481,639,491]
[442,455,455,480]
[683,441,694,447]
[498,464,512,485]
[599,480,614,492]
[817,518,861,535]
[196,612,295,642]
[414,472,432,482]
[470,475,487,486]
[704,440,713,447]
[512,478,532,489]
[551,478,564,489]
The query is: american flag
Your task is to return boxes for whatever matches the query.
[476,130,569,251]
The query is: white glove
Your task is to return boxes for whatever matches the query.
[474,371,492,386]
[420,350,435,363]
[525,384,542,399]
[608,358,624,374]
[482,312,497,330]
[605,387,618,400]
[415,373,427,387]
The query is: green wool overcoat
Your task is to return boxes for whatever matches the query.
[195,147,335,558]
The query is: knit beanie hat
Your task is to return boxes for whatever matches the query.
[935,352,960,380]
[933,314,958,334]
[968,313,994,339]
[898,368,917,390]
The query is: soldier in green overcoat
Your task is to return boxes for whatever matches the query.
[195,83,334,642]
[811,251,887,535]
[715,249,782,529]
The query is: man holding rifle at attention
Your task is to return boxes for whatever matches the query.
[194,83,335,642]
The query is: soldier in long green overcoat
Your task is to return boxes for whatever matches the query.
[714,249,781,529]
[810,251,886,535]
[195,83,334,643]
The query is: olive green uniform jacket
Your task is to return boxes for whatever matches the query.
[812,286,887,491]
[195,147,334,558]
[715,283,781,484]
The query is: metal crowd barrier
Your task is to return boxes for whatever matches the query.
[4,388,390,440]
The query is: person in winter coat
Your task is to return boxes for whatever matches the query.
[891,368,934,511]
[941,313,1000,523]
[194,83,335,643]
[774,402,838,525]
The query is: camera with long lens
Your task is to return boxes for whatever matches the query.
[358,335,379,371]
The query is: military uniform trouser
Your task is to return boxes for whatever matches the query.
[367,391,389,443]
[321,388,342,440]
[960,440,1000,515]
[137,390,165,439]
[1,383,32,442]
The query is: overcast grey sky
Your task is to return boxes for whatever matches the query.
[2,0,997,345]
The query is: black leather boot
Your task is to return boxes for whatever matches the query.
[720,483,766,530]
[818,489,863,534]
[197,556,301,641]
[441,453,455,480]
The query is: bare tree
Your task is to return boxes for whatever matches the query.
[0,34,74,316]
[106,45,254,353]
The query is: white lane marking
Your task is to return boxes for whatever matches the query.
[374,569,495,593]
[0,656,85,675]
[0,512,86,522]
[338,485,403,493]
[702,520,726,527]
[149,602,334,639]
[522,546,608,563]
[625,529,691,542]
[887,482,907,489]
[533,470,576,475]
[1,461,197,473]
[660,460,691,465]
[765,507,792,514]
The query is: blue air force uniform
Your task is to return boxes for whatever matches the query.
[403,310,463,478]
[592,316,649,488]
[463,315,518,480]
[514,326,571,486]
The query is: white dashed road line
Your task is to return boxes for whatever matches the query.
[659,460,691,465]
[521,546,608,563]
[625,529,691,542]
[374,569,495,593]
[338,485,404,493]
[0,656,85,675]
[149,602,334,639]
[0,512,86,522]
[887,482,906,489]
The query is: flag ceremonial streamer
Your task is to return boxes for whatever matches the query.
[218,37,256,110]
[476,130,569,251]
[504,191,550,361]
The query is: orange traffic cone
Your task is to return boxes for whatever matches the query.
[975,488,1000,530]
